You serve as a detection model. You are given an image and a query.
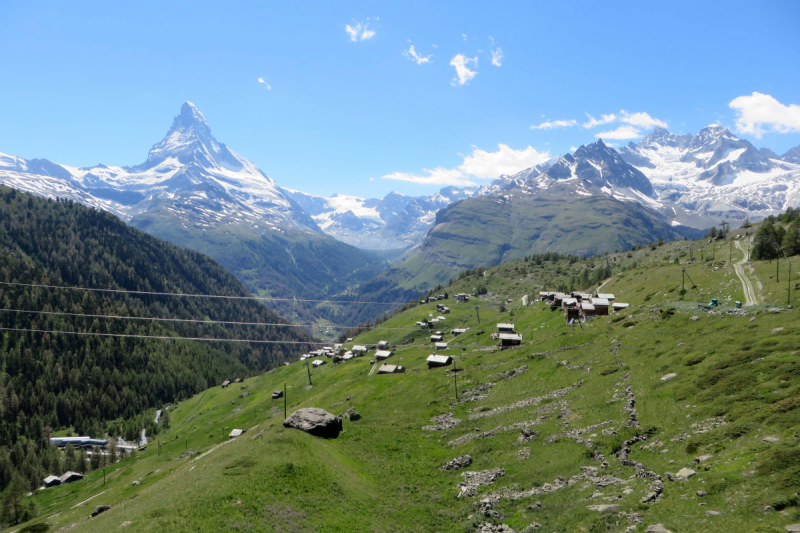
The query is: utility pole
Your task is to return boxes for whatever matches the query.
[777,259,779,283]
[729,242,732,263]
[453,359,458,401]
[283,383,287,420]
[690,244,693,262]
[475,306,481,324]
[305,360,312,386]
[788,261,792,307]
[682,267,685,291]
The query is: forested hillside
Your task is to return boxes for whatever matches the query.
[0,187,314,500]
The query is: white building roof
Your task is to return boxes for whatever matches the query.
[312,359,326,367]
[434,342,448,349]
[497,323,515,329]
[597,293,616,300]
[562,297,578,306]
[229,429,243,438]
[427,354,452,364]
[612,302,630,309]
[498,333,523,341]
[352,345,368,351]
[375,350,393,360]
[582,303,596,311]
[592,298,610,306]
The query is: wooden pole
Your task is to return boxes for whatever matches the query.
[284,383,287,420]
[777,259,779,283]
[789,261,792,307]
[305,361,312,386]
[453,359,458,401]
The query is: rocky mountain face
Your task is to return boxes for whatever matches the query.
[618,125,800,226]
[783,144,800,164]
[0,103,386,321]
[283,186,479,250]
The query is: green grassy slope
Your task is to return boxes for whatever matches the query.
[11,242,800,533]
[349,186,702,321]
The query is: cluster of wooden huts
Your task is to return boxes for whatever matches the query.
[539,291,629,322]
[491,322,523,347]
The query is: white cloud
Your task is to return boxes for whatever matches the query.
[257,78,271,90]
[729,92,800,138]
[582,113,615,128]
[450,54,478,85]
[530,119,577,130]
[404,45,431,65]
[381,144,551,186]
[361,25,375,40]
[345,21,375,42]
[488,36,495,46]
[462,33,467,40]
[491,48,503,67]
[432,44,439,48]
[619,110,667,129]
[594,125,642,140]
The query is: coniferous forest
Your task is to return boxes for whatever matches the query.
[0,187,315,499]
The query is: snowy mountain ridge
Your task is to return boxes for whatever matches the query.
[0,102,319,233]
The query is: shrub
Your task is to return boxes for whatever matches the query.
[683,354,706,366]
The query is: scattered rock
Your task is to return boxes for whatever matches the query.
[522,523,542,531]
[441,455,473,471]
[526,501,542,510]
[645,526,673,533]
[705,510,723,516]
[282,408,343,438]
[457,468,506,498]
[343,407,361,421]
[660,373,678,382]
[785,525,800,532]
[587,504,620,513]
[121,521,133,527]
[423,413,463,431]
[690,316,700,321]
[693,454,713,464]
[132,480,140,486]
[763,436,781,443]
[476,524,516,533]
[516,447,531,461]
[91,504,112,517]
[772,327,785,334]
[517,428,537,445]
[697,490,707,497]
[675,467,696,480]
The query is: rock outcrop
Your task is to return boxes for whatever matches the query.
[283,408,343,438]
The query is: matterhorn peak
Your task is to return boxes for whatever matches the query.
[136,101,243,171]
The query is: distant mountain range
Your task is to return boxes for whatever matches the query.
[283,126,800,252]
[0,103,387,324]
[1,104,799,324]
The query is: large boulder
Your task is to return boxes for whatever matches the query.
[283,408,343,438]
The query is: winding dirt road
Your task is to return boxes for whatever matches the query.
[734,240,758,306]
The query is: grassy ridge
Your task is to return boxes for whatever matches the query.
[9,240,800,533]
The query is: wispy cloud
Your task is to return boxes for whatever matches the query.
[462,34,467,41]
[530,119,577,130]
[488,35,495,46]
[257,78,271,90]
[729,92,800,138]
[450,54,478,85]
[594,125,642,140]
[491,48,503,67]
[582,113,615,128]
[345,20,376,42]
[619,110,667,129]
[404,44,432,65]
[381,144,551,186]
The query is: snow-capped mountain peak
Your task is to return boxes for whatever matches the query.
[138,101,245,173]
[0,102,316,232]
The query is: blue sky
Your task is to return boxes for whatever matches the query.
[1,0,799,198]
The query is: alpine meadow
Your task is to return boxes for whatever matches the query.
[1,2,799,532]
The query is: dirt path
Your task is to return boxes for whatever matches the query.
[734,240,758,306]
